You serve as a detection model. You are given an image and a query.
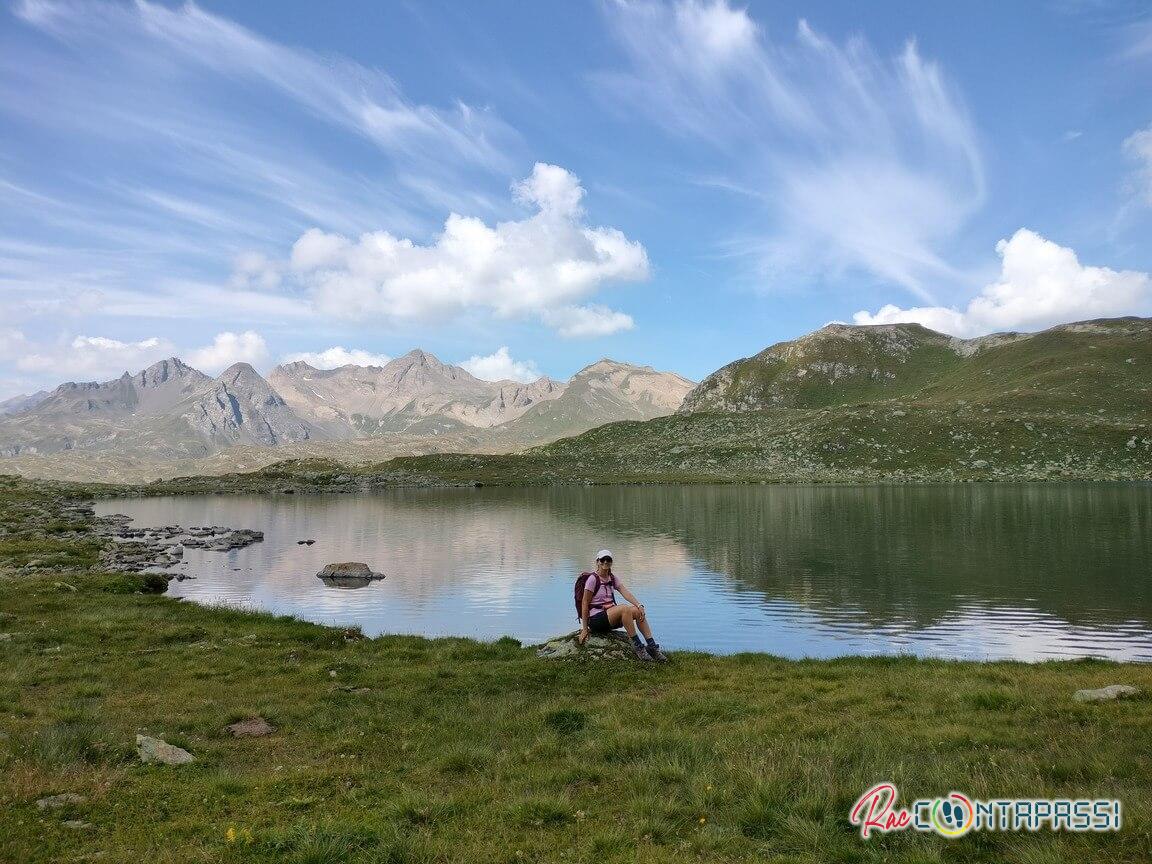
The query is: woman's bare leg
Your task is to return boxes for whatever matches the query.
[606,604,637,636]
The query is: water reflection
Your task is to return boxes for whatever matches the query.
[96,483,1152,660]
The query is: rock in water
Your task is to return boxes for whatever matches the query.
[317,562,384,582]
[226,717,275,737]
[535,630,644,661]
[136,734,195,765]
[1073,685,1140,702]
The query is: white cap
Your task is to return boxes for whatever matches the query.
[596,549,613,561]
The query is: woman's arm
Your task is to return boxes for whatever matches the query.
[578,589,593,644]
[617,580,644,613]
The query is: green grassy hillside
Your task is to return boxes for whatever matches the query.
[372,405,1149,485]
[680,318,1152,419]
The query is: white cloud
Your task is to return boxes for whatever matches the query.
[459,347,541,383]
[230,251,282,291]
[290,163,648,334]
[15,0,512,171]
[602,1,984,299]
[1123,125,1152,206]
[17,335,176,379]
[186,331,269,373]
[2,328,273,386]
[282,346,392,369]
[0,329,35,360]
[541,305,635,338]
[853,229,1152,336]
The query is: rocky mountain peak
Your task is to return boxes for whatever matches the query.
[274,360,319,376]
[398,348,445,368]
[136,357,205,388]
[218,362,262,383]
[577,358,639,377]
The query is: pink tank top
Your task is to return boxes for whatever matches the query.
[584,573,616,614]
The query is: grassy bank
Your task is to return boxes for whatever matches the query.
[2,478,1151,863]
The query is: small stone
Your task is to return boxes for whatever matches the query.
[1073,685,1140,703]
[62,820,94,830]
[136,734,195,765]
[37,793,87,810]
[0,633,12,641]
[226,717,275,738]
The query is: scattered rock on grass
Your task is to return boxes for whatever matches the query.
[226,717,275,738]
[136,734,195,765]
[36,793,87,810]
[62,820,94,830]
[1073,685,1140,702]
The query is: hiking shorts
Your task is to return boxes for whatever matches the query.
[588,608,615,633]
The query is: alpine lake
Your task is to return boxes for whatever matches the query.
[95,482,1152,661]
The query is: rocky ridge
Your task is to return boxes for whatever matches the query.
[0,352,693,480]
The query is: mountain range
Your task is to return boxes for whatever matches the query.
[0,351,694,468]
[2,316,1148,484]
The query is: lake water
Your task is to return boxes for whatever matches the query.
[95,484,1152,661]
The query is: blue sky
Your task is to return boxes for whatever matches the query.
[1,0,1151,397]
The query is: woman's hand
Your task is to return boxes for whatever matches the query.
[577,626,589,645]
[633,604,646,621]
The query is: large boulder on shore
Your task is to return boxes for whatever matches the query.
[317,562,384,589]
[535,630,641,661]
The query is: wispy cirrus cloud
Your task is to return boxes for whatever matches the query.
[13,0,514,171]
[0,0,519,340]
[1123,124,1152,206]
[599,0,985,300]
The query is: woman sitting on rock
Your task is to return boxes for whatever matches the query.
[577,550,667,662]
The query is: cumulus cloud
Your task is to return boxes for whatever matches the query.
[1123,125,1152,206]
[186,330,269,373]
[853,229,1152,336]
[602,1,984,299]
[459,347,542,383]
[281,346,393,369]
[290,163,648,336]
[3,329,273,385]
[541,305,635,338]
[17,335,175,379]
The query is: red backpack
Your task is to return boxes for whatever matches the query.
[574,571,615,619]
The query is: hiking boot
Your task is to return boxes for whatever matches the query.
[646,643,669,662]
[632,643,653,661]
